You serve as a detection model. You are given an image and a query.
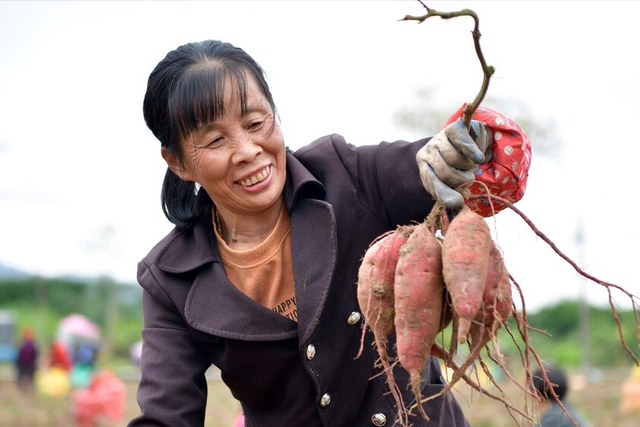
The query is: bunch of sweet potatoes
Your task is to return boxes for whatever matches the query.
[357,205,513,424]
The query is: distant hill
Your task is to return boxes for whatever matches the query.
[0,263,30,279]
[0,262,104,284]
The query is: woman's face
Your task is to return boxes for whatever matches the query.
[168,73,286,218]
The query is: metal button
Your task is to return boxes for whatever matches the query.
[306,344,316,360]
[320,393,331,407]
[347,311,362,325]
[371,413,387,426]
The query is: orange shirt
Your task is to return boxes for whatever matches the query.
[215,205,297,322]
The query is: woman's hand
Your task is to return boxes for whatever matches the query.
[416,119,493,209]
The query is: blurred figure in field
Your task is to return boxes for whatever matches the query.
[532,365,592,427]
[48,340,72,372]
[129,340,142,367]
[15,326,38,392]
[35,340,73,397]
[620,365,640,414]
[71,342,99,388]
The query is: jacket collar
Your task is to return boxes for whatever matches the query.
[152,150,336,343]
[154,215,217,274]
[284,149,326,210]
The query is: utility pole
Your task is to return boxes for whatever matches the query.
[575,219,592,378]
[101,276,118,363]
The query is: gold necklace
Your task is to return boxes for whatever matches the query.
[214,207,223,236]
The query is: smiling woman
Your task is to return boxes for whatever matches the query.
[164,79,286,249]
[143,41,284,233]
[130,39,530,427]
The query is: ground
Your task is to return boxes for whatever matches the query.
[0,366,638,426]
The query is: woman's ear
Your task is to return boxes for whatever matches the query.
[161,147,193,181]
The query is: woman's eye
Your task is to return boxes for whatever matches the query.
[248,120,263,130]
[208,136,224,147]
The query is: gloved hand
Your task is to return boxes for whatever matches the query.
[416,119,493,209]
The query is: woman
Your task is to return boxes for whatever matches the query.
[129,40,531,427]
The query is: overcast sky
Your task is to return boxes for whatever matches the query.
[1,1,638,312]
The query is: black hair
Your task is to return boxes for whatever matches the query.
[532,365,569,401]
[142,40,277,228]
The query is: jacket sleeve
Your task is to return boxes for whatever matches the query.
[293,133,436,229]
[333,135,437,228]
[128,262,211,427]
[443,104,532,217]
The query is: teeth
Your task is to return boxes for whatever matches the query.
[240,166,270,187]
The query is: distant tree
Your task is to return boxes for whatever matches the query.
[528,299,580,337]
[0,277,143,359]
[506,299,639,367]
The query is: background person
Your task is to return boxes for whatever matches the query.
[71,341,99,388]
[532,365,592,427]
[620,364,640,414]
[48,340,72,372]
[15,325,38,392]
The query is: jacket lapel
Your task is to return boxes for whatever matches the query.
[289,198,337,346]
[284,152,338,345]
[186,262,299,341]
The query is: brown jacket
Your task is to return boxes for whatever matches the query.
[129,134,471,427]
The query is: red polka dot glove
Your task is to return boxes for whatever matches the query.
[443,104,532,217]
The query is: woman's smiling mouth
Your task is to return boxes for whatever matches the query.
[239,166,271,187]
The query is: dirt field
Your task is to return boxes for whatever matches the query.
[459,365,639,427]
[0,366,638,426]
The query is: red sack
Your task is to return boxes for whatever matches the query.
[73,370,126,427]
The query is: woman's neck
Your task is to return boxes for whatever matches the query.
[215,198,285,250]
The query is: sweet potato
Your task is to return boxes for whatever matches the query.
[357,225,415,343]
[357,225,415,426]
[442,206,493,343]
[469,244,513,348]
[414,245,512,412]
[394,221,444,421]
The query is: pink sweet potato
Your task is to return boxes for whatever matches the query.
[442,206,494,343]
[394,221,445,420]
[469,244,513,348]
[415,244,512,413]
[357,225,415,426]
[357,225,415,342]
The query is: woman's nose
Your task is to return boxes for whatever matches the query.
[231,133,262,164]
